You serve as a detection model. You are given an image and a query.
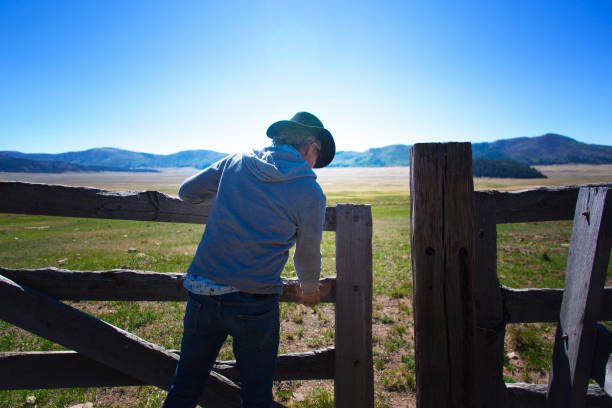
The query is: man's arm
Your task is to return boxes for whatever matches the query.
[178,156,231,203]
[293,185,326,307]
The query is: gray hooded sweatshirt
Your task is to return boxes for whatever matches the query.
[178,144,326,294]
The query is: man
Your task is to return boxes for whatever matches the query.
[163,112,335,408]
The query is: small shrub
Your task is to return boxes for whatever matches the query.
[381,314,394,324]
[384,337,403,353]
[390,284,410,299]
[401,354,416,371]
[382,366,416,392]
[295,387,333,408]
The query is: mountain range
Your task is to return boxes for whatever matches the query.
[471,133,612,165]
[1,133,611,173]
[0,152,158,173]
[1,148,225,171]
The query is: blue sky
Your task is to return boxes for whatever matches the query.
[1,0,610,154]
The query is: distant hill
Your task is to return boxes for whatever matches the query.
[2,147,227,170]
[332,134,612,167]
[1,148,156,168]
[2,133,610,174]
[472,133,612,165]
[472,158,546,178]
[0,153,158,173]
[331,145,411,167]
[147,150,227,168]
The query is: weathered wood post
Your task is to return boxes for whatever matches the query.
[473,192,508,407]
[547,187,612,407]
[334,204,374,408]
[410,143,478,408]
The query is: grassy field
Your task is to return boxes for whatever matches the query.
[1,164,611,407]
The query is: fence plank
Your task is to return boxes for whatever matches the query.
[547,187,612,407]
[335,204,373,408]
[0,348,335,389]
[472,191,508,407]
[503,287,612,323]
[213,347,335,382]
[474,184,612,224]
[0,274,264,408]
[0,181,213,223]
[0,268,336,303]
[410,143,478,408]
[507,383,611,408]
[0,181,337,230]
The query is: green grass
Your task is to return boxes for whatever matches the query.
[497,221,573,288]
[506,323,554,382]
[0,214,203,272]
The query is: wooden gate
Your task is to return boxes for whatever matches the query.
[0,181,374,407]
[410,142,612,407]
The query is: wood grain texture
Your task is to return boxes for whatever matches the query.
[503,287,612,323]
[547,187,612,407]
[443,143,478,408]
[507,383,612,408]
[0,348,335,389]
[0,274,266,408]
[474,183,612,224]
[0,181,213,224]
[213,347,335,382]
[410,143,478,408]
[411,143,450,407]
[334,204,373,408]
[0,181,337,230]
[0,268,336,303]
[472,191,508,407]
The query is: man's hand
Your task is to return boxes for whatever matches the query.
[300,290,321,307]
[297,282,332,307]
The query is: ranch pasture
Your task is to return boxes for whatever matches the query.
[1,164,611,407]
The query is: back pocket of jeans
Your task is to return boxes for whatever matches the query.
[236,307,278,350]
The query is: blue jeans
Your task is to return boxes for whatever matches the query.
[163,291,280,408]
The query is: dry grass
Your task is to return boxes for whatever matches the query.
[474,164,612,191]
[0,168,194,195]
[4,163,610,194]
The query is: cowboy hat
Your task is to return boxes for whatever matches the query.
[266,112,335,168]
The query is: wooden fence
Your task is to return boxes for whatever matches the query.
[410,143,612,408]
[0,181,374,408]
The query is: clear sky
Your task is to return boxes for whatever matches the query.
[1,0,610,154]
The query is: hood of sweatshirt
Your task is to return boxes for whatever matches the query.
[243,145,317,182]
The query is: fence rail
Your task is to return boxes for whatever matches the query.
[502,286,612,323]
[0,348,335,389]
[0,268,336,302]
[0,181,337,230]
[506,383,611,408]
[473,185,605,224]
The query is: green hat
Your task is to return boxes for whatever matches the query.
[266,111,335,168]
